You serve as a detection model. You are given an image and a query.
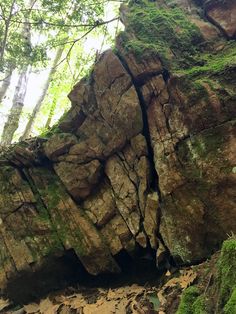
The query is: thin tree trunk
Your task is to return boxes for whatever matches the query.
[0,2,32,146]
[21,46,64,140]
[0,0,16,65]
[44,99,57,130]
[1,68,30,145]
[0,68,14,103]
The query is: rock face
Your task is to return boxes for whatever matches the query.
[0,0,235,301]
[205,0,236,38]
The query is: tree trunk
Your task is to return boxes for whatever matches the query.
[0,68,14,104]
[0,0,35,145]
[0,68,30,145]
[0,0,16,66]
[44,98,57,130]
[21,46,64,140]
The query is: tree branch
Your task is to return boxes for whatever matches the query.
[53,26,97,69]
[11,16,119,29]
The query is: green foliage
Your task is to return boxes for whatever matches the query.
[224,288,236,314]
[0,0,47,71]
[122,2,203,68]
[177,286,207,314]
[218,237,236,307]
[35,44,95,136]
[0,0,107,72]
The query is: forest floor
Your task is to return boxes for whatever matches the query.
[0,256,215,314]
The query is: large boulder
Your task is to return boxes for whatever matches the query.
[0,0,235,302]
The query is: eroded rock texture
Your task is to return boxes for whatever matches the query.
[0,0,235,300]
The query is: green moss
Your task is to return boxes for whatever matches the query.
[179,41,236,78]
[185,79,209,105]
[177,286,207,314]
[39,125,61,139]
[177,286,200,314]
[218,238,236,307]
[190,132,223,160]
[122,1,236,81]
[224,288,236,314]
[192,296,207,314]
[23,169,64,256]
[122,2,203,68]
[178,124,227,168]
[172,243,192,263]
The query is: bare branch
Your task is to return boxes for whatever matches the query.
[53,26,97,69]
[10,16,119,29]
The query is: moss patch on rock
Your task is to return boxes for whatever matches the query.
[176,286,207,314]
[224,287,236,314]
[179,41,236,78]
[175,238,236,313]
[218,237,236,307]
[121,1,203,69]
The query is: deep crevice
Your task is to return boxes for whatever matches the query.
[116,52,161,194]
[115,52,174,267]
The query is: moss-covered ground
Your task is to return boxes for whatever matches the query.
[176,237,236,313]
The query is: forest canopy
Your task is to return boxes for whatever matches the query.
[0,0,122,145]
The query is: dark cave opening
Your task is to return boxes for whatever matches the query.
[2,245,167,307]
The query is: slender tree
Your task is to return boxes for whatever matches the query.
[21,46,64,140]
[0,0,32,145]
[0,67,14,104]
[44,98,57,130]
[1,67,30,145]
[0,0,16,67]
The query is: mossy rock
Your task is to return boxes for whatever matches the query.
[224,287,236,314]
[122,2,203,69]
[179,41,236,79]
[218,237,236,307]
[177,286,207,314]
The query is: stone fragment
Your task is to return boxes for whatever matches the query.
[44,133,78,160]
[143,192,159,250]
[54,160,102,200]
[0,166,35,216]
[136,231,147,248]
[117,38,163,85]
[83,181,117,227]
[101,214,134,255]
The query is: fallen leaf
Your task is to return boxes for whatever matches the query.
[39,297,59,314]
[157,290,167,306]
[179,269,197,289]
[24,302,40,313]
[69,295,86,309]
[0,298,10,311]
[163,269,197,291]
[165,270,171,277]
